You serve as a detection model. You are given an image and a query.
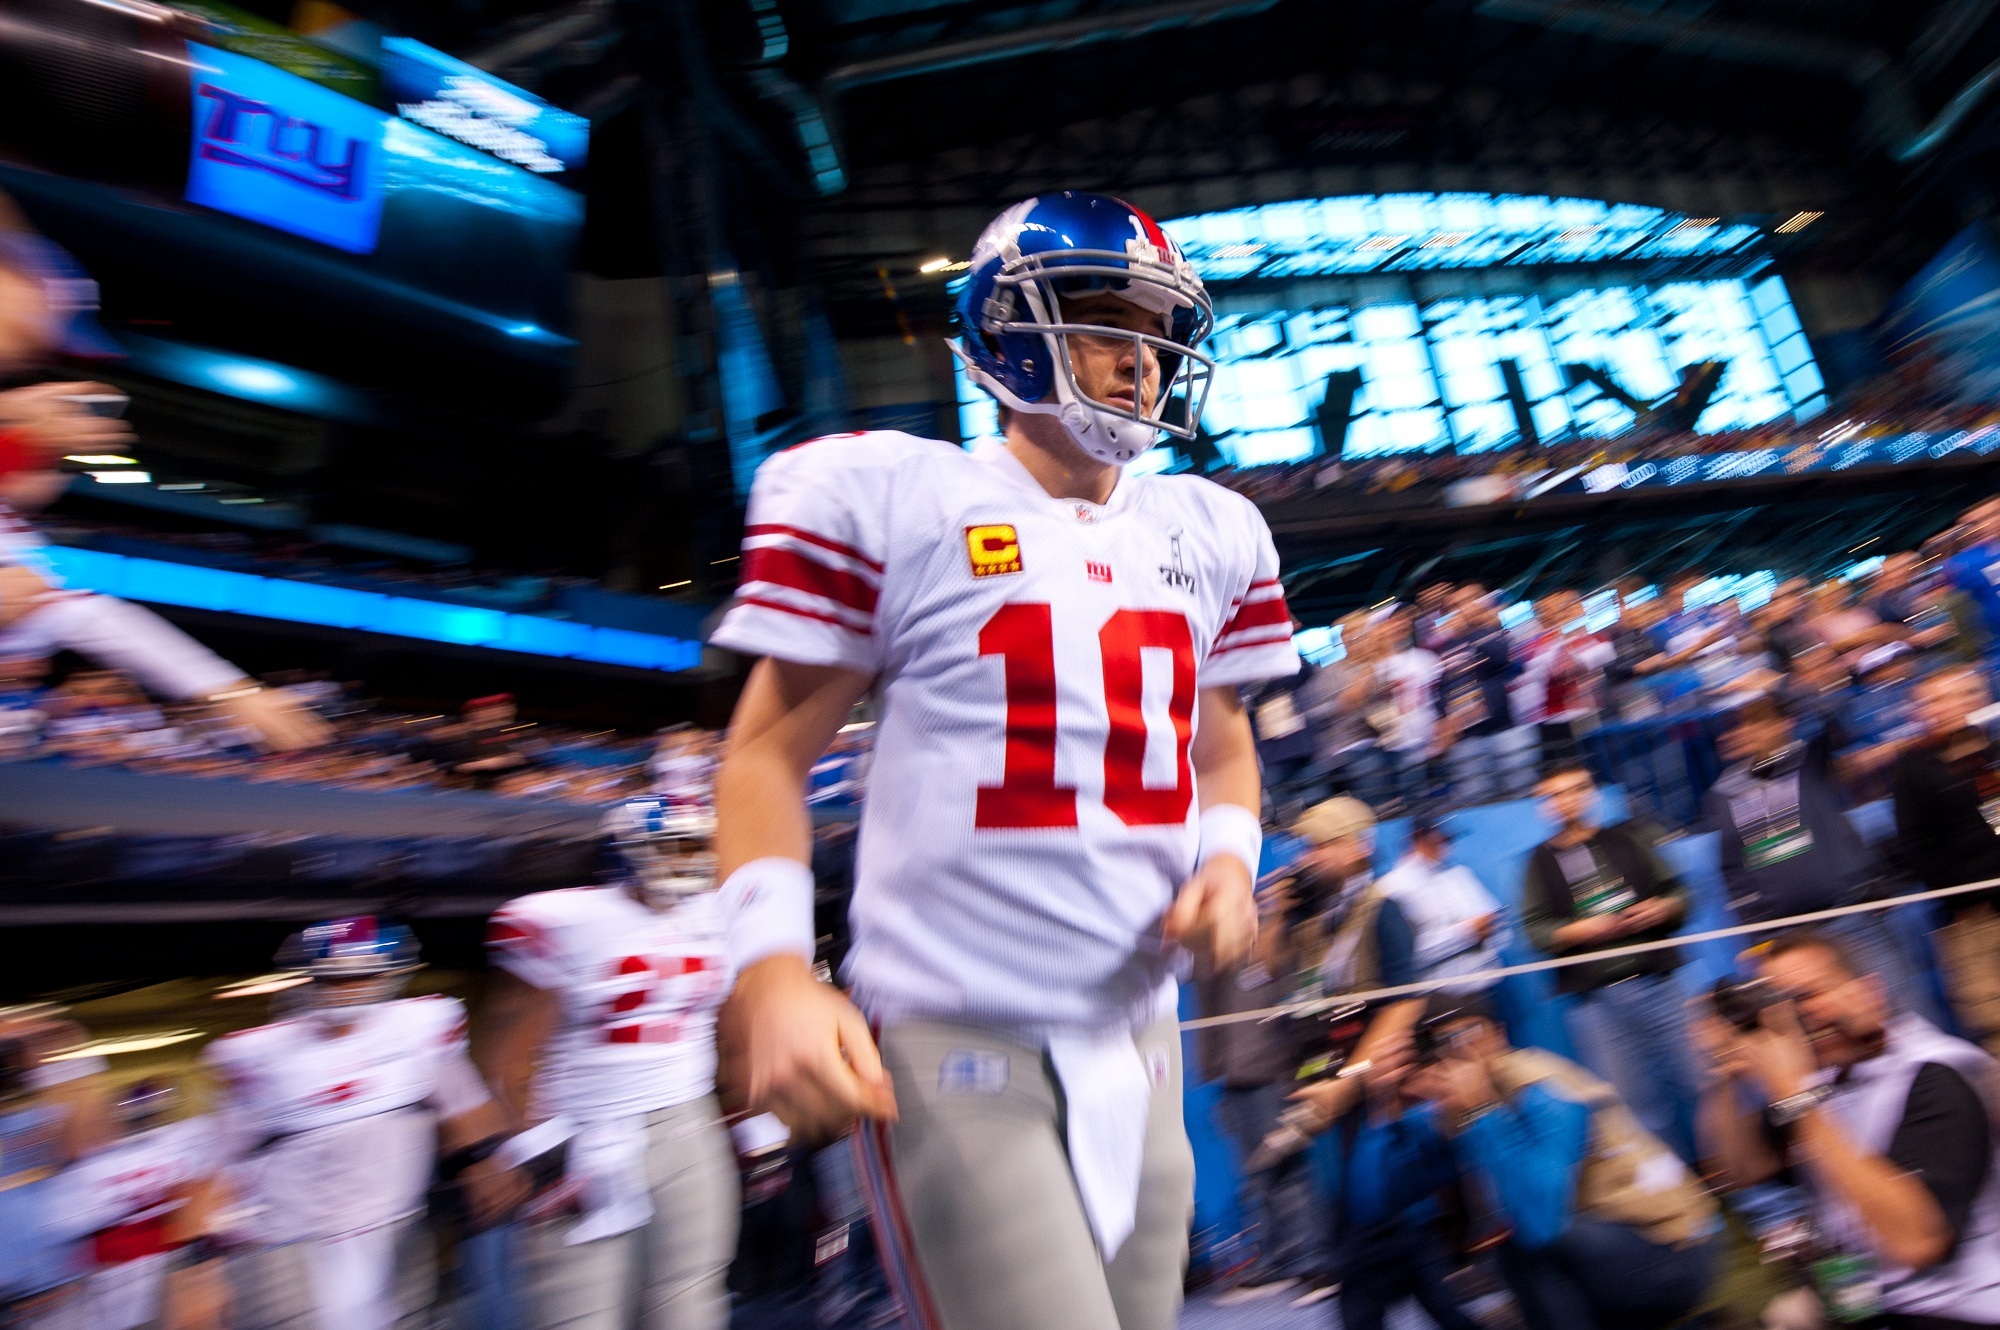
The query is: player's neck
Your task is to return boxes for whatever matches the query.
[1002,415,1121,506]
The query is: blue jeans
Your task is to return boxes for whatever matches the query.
[1563,973,1700,1164]
[1214,1084,1330,1280]
[1497,1218,1718,1330]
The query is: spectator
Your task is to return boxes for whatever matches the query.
[1521,765,1700,1162]
[1375,813,1510,996]
[1943,497,2000,655]
[1891,665,2000,1057]
[1438,585,1533,803]
[1376,609,1444,811]
[1526,589,1614,771]
[1271,794,1465,1326]
[1705,696,1923,1011]
[1303,613,1397,808]
[1348,993,1720,1330]
[1697,930,2000,1327]
[1279,797,1427,1127]
[1196,873,1331,1298]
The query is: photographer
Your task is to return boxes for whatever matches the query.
[1697,931,2000,1328]
[1348,994,1720,1330]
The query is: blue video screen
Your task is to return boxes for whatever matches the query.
[379,37,589,179]
[183,42,389,254]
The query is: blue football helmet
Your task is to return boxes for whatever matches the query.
[600,796,717,907]
[952,192,1214,465]
[278,916,421,1008]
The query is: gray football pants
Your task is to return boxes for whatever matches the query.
[518,1096,740,1330]
[855,1018,1193,1330]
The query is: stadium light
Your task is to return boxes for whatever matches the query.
[64,454,137,465]
[1775,211,1824,234]
[87,469,151,484]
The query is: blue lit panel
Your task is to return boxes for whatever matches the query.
[43,548,703,673]
[184,43,389,254]
[947,194,1827,464]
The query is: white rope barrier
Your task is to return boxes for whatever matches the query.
[1178,874,2000,1032]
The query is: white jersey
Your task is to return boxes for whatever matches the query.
[711,433,1299,1031]
[65,1118,217,1264]
[202,996,488,1242]
[487,886,729,1121]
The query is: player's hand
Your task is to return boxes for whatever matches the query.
[212,683,331,752]
[719,955,896,1143]
[1164,853,1257,974]
[160,1258,229,1330]
[458,1156,533,1229]
[0,382,134,461]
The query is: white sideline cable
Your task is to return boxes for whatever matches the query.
[1178,874,2000,1032]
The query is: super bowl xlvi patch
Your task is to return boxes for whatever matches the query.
[938,1049,1009,1095]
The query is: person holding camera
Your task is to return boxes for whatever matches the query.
[1697,930,2000,1328]
[1522,764,1700,1163]
[1348,993,1721,1330]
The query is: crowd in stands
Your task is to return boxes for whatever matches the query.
[1249,499,1995,828]
[1191,494,2000,1328]
[0,665,678,804]
[1207,378,2000,508]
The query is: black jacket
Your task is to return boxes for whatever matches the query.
[1703,733,1880,924]
[1521,822,1688,994]
[1891,731,2000,914]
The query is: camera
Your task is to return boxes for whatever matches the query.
[1712,976,1781,1033]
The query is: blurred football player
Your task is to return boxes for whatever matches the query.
[709,192,1298,1330]
[0,217,326,752]
[476,796,738,1330]
[202,918,515,1330]
[62,1079,225,1330]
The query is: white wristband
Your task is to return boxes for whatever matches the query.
[720,856,817,971]
[1197,803,1263,876]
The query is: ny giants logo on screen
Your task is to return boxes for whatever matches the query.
[183,43,388,254]
[193,83,369,199]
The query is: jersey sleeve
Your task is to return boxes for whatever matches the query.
[708,437,889,675]
[1201,499,1301,688]
[488,895,574,994]
[415,996,492,1120]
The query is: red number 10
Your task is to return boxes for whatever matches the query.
[975,603,1196,829]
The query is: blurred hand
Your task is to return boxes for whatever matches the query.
[160,1260,228,1330]
[213,685,331,752]
[1427,1056,1500,1125]
[1164,853,1258,973]
[1288,1074,1359,1131]
[0,382,134,461]
[1361,1032,1416,1107]
[1688,1010,1753,1087]
[1470,913,1498,943]
[1611,897,1670,936]
[1739,1003,1818,1103]
[458,1156,533,1229]
[719,955,896,1142]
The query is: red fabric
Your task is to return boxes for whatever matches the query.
[93,1214,175,1265]
[742,546,880,615]
[0,428,32,480]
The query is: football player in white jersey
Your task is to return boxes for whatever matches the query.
[475,796,739,1330]
[202,918,514,1330]
[707,192,1299,1330]
[64,1079,221,1330]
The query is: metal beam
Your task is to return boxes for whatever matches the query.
[821,0,1285,97]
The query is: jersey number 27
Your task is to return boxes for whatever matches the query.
[977,603,1195,829]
